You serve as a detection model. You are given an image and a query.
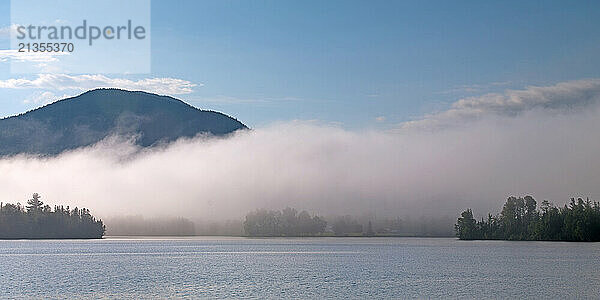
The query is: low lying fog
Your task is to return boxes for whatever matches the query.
[1,81,600,223]
[0,110,598,222]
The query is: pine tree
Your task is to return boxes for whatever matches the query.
[26,193,44,213]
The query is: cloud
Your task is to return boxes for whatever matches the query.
[1,102,600,222]
[0,73,198,95]
[403,79,600,130]
[0,24,19,39]
[375,116,386,122]
[439,81,512,95]
[0,49,70,63]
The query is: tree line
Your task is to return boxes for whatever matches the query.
[0,193,105,239]
[456,196,600,242]
[244,208,327,236]
[243,208,454,237]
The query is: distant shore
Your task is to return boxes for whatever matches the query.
[102,234,455,239]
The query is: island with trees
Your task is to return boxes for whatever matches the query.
[456,196,600,242]
[243,208,327,237]
[0,193,105,239]
[242,207,452,237]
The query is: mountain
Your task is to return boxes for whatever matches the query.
[0,88,247,156]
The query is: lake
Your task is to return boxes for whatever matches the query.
[0,237,598,299]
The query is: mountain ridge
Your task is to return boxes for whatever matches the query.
[0,88,248,156]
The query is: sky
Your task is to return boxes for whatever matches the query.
[1,1,600,220]
[1,0,600,128]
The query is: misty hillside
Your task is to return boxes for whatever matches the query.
[0,89,247,156]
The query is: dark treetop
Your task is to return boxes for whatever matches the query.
[456,196,600,242]
[0,89,247,156]
[0,193,105,239]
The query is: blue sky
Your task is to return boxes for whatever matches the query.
[1,0,600,128]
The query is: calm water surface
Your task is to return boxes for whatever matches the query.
[0,237,598,299]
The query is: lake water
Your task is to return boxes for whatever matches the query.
[0,237,598,299]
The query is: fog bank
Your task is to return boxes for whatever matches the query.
[1,104,599,222]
